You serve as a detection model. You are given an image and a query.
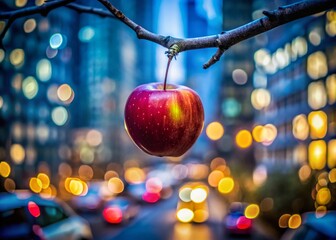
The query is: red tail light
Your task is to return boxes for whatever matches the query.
[28,201,40,218]
[103,207,123,224]
[142,191,160,203]
[236,216,252,230]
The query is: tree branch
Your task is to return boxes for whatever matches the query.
[0,0,117,48]
[203,47,226,69]
[1,0,335,68]
[0,0,76,47]
[65,3,115,18]
[98,0,336,68]
[0,0,75,20]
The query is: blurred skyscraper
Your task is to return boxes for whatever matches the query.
[217,0,255,168]
[183,0,223,159]
[0,0,158,187]
[251,1,336,172]
[0,0,79,188]
[75,0,157,167]
[0,0,226,191]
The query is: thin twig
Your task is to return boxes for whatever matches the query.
[0,1,117,46]
[0,0,75,46]
[0,0,74,20]
[203,47,226,69]
[66,3,115,18]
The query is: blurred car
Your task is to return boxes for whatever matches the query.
[71,181,113,212]
[223,202,253,236]
[176,182,209,223]
[127,181,164,204]
[281,211,336,240]
[102,196,139,224]
[0,191,92,240]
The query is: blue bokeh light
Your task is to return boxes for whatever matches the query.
[49,33,63,49]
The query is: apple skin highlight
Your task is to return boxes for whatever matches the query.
[124,82,204,157]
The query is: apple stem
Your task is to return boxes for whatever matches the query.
[163,56,173,91]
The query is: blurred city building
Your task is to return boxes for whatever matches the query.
[183,0,223,158]
[74,0,157,168]
[0,0,79,189]
[1,0,334,198]
[0,0,158,189]
[216,0,255,168]
[0,0,224,191]
[251,1,336,173]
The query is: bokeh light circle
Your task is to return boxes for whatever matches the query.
[51,106,68,126]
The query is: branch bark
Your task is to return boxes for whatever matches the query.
[98,0,336,69]
[65,3,115,18]
[1,0,335,68]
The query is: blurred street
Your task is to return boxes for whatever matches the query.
[79,188,276,240]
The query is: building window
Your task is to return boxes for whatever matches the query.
[308,140,326,170]
[308,81,327,110]
[307,51,328,80]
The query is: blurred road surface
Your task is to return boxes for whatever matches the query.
[80,188,278,240]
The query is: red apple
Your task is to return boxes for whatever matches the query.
[124,82,204,157]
